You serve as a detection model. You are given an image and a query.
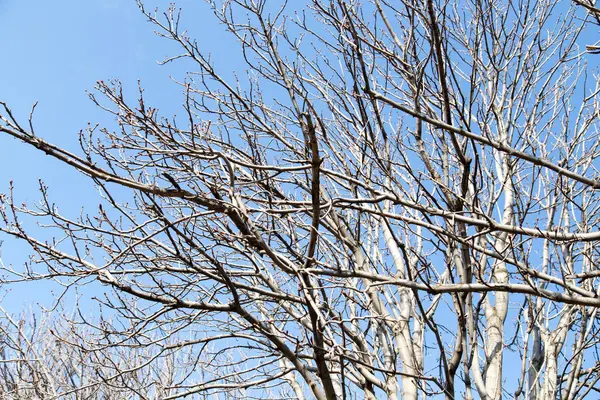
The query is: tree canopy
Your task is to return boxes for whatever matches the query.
[1,0,600,399]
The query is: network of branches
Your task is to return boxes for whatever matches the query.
[1,0,600,399]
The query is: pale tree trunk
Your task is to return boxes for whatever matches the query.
[539,308,573,399]
[381,201,418,400]
[528,322,544,399]
[484,139,514,399]
[484,272,508,399]
[539,204,575,399]
[527,196,559,399]
[467,288,489,399]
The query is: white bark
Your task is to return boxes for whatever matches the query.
[484,140,514,399]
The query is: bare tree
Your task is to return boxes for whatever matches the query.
[0,307,194,399]
[1,0,600,398]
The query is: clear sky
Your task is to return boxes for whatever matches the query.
[0,0,239,311]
